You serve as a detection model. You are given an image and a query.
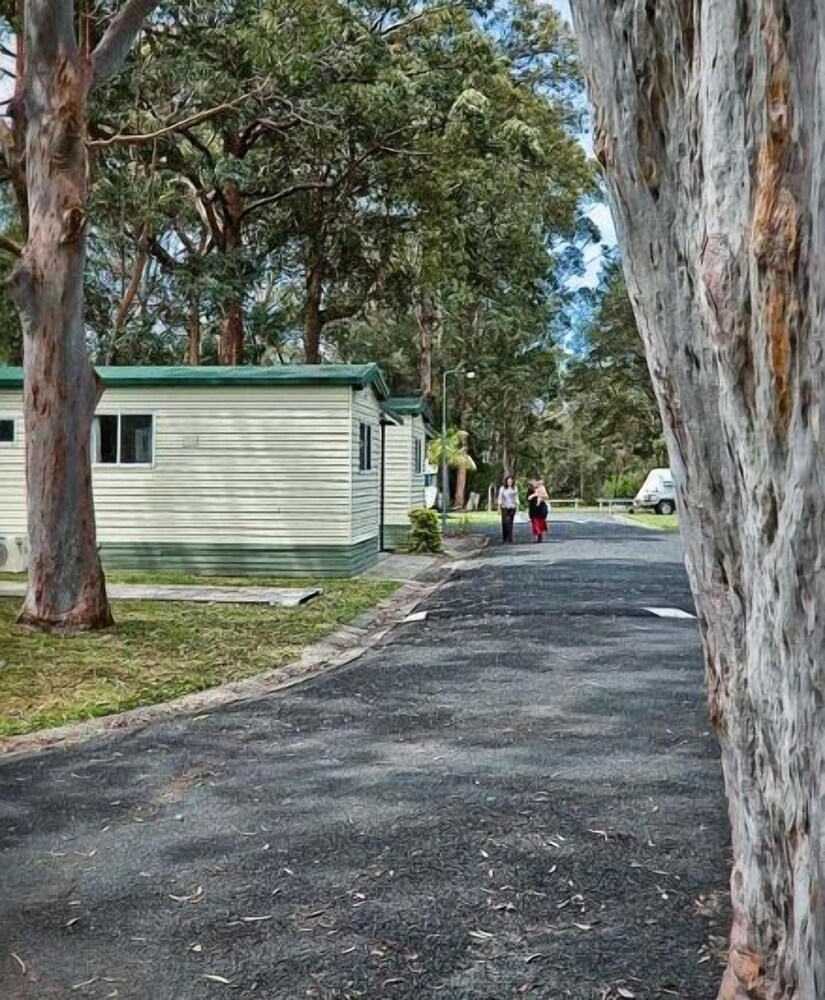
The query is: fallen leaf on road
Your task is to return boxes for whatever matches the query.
[169,886,204,903]
[203,974,232,984]
[617,989,636,998]
[573,922,592,931]
[11,953,26,974]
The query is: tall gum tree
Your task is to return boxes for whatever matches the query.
[571,2,825,997]
[10,0,160,631]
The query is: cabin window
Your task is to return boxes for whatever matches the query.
[93,414,154,466]
[0,418,15,444]
[358,422,373,472]
[412,437,423,474]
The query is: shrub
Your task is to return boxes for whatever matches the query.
[407,507,442,553]
[602,470,646,499]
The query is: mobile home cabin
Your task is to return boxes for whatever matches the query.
[381,395,433,549]
[0,365,392,576]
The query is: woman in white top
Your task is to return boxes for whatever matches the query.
[497,475,519,544]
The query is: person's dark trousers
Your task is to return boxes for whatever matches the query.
[501,508,516,543]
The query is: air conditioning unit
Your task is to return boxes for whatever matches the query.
[0,536,28,573]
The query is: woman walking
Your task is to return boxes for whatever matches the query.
[497,475,519,544]
[527,478,549,543]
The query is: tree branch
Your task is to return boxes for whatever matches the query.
[90,0,161,88]
[0,232,22,257]
[239,181,337,222]
[112,233,150,333]
[148,235,180,271]
[87,88,264,147]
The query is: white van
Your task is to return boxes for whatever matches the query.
[633,468,676,515]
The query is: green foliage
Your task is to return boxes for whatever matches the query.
[427,429,477,472]
[549,258,666,501]
[407,507,442,554]
[0,0,606,502]
[602,470,645,500]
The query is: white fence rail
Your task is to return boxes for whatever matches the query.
[547,497,584,511]
[596,497,635,513]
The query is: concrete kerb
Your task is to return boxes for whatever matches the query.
[0,543,483,764]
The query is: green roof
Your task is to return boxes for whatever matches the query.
[0,364,390,398]
[385,395,430,417]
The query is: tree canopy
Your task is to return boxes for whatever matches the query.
[0,0,655,503]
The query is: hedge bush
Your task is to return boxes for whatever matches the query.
[407,507,442,553]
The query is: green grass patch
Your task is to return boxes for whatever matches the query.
[622,513,679,532]
[0,576,396,739]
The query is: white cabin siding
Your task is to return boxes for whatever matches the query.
[384,421,412,527]
[97,385,353,545]
[0,396,26,535]
[384,414,427,527]
[350,388,381,544]
[409,415,426,510]
[0,385,355,546]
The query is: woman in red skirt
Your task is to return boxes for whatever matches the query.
[527,478,549,542]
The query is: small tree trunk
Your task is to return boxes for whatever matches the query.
[217,180,244,365]
[304,237,325,364]
[572,2,825,995]
[418,293,436,398]
[186,294,201,365]
[218,298,243,365]
[9,6,111,631]
[453,465,468,510]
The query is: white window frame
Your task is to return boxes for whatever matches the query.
[92,412,156,468]
[0,414,17,446]
[358,421,374,473]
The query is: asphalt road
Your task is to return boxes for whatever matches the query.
[0,516,730,999]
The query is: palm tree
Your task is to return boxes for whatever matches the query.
[428,429,477,510]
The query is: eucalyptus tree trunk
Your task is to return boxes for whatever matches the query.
[304,241,325,364]
[9,0,158,631]
[217,181,244,365]
[571,2,825,997]
[186,294,201,365]
[418,293,436,398]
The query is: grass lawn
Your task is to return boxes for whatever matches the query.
[623,512,680,532]
[0,575,396,739]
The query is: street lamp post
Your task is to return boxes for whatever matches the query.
[440,366,476,540]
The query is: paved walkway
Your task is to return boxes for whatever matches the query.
[0,581,321,607]
[0,517,730,999]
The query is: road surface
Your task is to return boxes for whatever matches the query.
[0,516,730,999]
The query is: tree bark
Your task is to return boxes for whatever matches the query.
[453,429,471,509]
[418,292,436,398]
[453,464,468,510]
[186,293,201,365]
[304,242,325,364]
[217,180,244,365]
[571,2,825,996]
[9,0,112,630]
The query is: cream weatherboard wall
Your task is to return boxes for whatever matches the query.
[383,413,427,548]
[0,400,25,535]
[0,368,389,576]
[349,387,381,566]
